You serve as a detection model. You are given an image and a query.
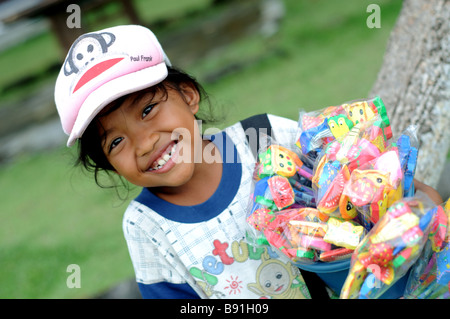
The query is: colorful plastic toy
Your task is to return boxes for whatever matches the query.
[296,96,392,157]
[396,129,419,196]
[312,158,351,215]
[252,176,293,211]
[323,217,365,250]
[344,100,376,125]
[402,201,450,299]
[340,196,438,299]
[246,207,329,263]
[310,113,398,221]
[436,242,450,286]
[328,114,354,138]
[344,169,392,224]
[319,247,354,262]
[257,145,312,180]
[342,143,407,224]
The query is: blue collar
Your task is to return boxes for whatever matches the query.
[134,131,242,223]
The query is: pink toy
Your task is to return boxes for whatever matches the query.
[374,149,402,186]
[300,236,332,251]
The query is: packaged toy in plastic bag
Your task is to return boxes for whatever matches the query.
[296,96,392,161]
[247,96,423,272]
[341,125,420,227]
[296,97,397,222]
[342,146,403,225]
[340,194,439,299]
[395,125,420,197]
[246,140,317,261]
[246,205,365,264]
[246,140,366,265]
[253,144,315,209]
[311,116,392,219]
[247,206,325,263]
[403,200,450,299]
[287,211,367,263]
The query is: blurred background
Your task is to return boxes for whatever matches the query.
[0,0,447,298]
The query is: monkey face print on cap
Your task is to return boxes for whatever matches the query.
[64,31,117,78]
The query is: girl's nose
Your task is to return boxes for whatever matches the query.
[135,131,159,158]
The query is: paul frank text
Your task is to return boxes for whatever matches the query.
[130,55,153,62]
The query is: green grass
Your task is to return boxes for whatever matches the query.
[0,0,403,298]
[0,147,140,298]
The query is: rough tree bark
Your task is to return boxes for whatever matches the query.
[369,0,450,188]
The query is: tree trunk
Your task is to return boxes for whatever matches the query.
[369,0,450,188]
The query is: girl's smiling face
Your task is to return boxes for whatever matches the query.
[97,82,202,189]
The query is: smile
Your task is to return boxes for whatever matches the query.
[275,285,284,292]
[148,141,178,171]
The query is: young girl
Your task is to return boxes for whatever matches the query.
[55,25,313,299]
[55,25,442,299]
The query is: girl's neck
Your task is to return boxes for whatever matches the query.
[151,140,223,206]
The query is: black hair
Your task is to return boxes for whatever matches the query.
[75,66,217,190]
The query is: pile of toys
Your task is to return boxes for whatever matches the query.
[402,200,450,299]
[245,96,449,298]
[340,196,449,298]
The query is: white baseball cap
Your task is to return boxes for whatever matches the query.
[54,25,171,146]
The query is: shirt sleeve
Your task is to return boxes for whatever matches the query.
[122,201,202,299]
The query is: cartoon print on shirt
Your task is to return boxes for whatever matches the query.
[224,275,243,295]
[189,239,237,298]
[247,254,309,299]
[189,266,225,298]
[190,238,309,298]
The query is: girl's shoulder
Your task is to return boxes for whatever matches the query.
[266,114,299,149]
[227,113,298,137]
[223,113,299,152]
[222,113,299,161]
[266,113,298,130]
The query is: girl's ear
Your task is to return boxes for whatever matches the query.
[179,82,200,114]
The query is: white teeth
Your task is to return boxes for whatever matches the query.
[149,142,178,171]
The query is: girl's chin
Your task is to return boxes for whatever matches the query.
[140,163,196,189]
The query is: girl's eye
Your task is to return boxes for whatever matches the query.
[142,103,156,119]
[109,137,123,152]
